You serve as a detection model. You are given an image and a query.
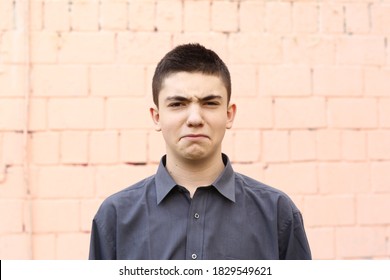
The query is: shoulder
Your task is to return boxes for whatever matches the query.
[234,172,300,213]
[95,175,155,218]
[90,175,156,248]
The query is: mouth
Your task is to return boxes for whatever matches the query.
[181,134,209,140]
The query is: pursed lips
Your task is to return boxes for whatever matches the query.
[180,134,209,140]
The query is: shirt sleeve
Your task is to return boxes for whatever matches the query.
[88,219,112,259]
[278,210,312,260]
[88,205,117,260]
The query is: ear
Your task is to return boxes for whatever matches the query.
[226,103,236,129]
[150,107,161,132]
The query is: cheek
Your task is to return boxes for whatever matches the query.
[160,129,174,145]
[212,115,228,127]
[159,121,177,139]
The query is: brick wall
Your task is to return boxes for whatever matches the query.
[0,0,389,259]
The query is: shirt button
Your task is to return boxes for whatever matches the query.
[194,213,200,219]
[191,253,197,260]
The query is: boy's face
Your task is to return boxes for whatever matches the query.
[150,72,236,163]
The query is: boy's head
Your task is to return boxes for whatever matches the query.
[152,43,231,107]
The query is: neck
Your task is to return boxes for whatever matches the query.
[165,153,225,197]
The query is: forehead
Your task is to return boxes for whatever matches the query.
[160,72,228,99]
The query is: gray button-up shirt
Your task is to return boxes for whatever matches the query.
[89,154,311,260]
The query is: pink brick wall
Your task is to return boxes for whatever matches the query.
[1,0,389,260]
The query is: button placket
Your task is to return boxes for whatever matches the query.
[186,189,208,260]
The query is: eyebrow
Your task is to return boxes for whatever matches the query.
[165,94,222,103]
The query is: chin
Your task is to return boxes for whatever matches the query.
[182,149,209,161]
[183,153,207,161]
[183,149,219,162]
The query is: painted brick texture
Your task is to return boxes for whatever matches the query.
[0,0,389,260]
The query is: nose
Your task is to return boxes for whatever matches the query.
[186,104,204,127]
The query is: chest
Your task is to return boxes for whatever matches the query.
[116,189,280,259]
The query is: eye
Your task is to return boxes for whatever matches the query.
[204,101,220,107]
[168,102,186,108]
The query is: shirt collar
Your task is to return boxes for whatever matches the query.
[155,155,177,205]
[155,154,236,204]
[214,154,236,202]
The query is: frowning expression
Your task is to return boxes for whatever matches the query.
[150,72,236,162]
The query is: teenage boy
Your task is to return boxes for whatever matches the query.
[89,43,311,260]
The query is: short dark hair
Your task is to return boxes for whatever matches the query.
[152,43,231,107]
